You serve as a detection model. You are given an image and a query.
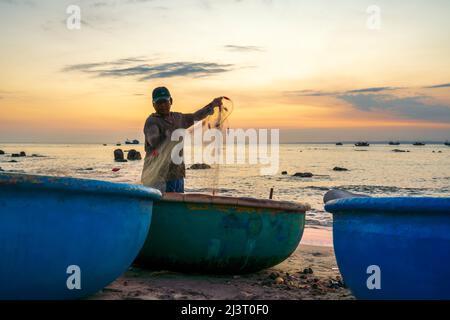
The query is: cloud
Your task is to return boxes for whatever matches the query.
[63,57,234,80]
[424,83,450,89]
[339,94,450,122]
[0,0,35,6]
[287,86,401,97]
[286,85,450,122]
[224,45,264,52]
[90,0,155,7]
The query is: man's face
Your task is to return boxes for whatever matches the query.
[153,98,172,116]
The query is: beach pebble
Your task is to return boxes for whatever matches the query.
[293,172,313,178]
[112,168,121,172]
[302,267,314,274]
[127,149,142,161]
[281,171,288,175]
[274,277,284,285]
[333,167,348,171]
[189,163,212,170]
[392,149,407,153]
[269,272,280,280]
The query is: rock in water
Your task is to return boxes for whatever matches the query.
[189,163,212,170]
[127,149,142,161]
[293,172,313,178]
[0,167,3,171]
[392,149,407,153]
[114,149,127,162]
[11,154,20,158]
[0,150,5,155]
[281,171,288,175]
[333,167,348,171]
[19,151,26,157]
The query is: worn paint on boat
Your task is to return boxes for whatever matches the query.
[135,193,310,274]
[325,197,450,300]
[0,173,161,300]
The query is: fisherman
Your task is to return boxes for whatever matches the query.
[141,86,224,193]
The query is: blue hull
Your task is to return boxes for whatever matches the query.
[325,197,450,300]
[0,173,161,300]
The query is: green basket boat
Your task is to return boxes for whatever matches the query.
[135,193,310,274]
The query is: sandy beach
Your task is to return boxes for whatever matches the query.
[91,227,353,300]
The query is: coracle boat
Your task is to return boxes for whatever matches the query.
[325,193,450,300]
[135,193,310,274]
[0,173,161,300]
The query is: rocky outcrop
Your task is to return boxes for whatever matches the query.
[293,172,313,178]
[189,163,212,170]
[114,149,127,162]
[11,152,26,158]
[127,149,142,161]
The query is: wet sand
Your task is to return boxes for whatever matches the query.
[90,239,354,300]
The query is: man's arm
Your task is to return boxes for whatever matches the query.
[181,97,224,128]
[144,120,162,151]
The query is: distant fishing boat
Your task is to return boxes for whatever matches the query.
[445,141,450,146]
[355,142,370,147]
[388,141,400,145]
[336,142,343,146]
[0,172,161,299]
[135,193,310,274]
[125,139,140,145]
[413,142,425,146]
[325,195,450,299]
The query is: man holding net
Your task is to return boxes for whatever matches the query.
[141,87,224,193]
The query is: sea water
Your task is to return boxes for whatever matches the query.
[0,143,449,229]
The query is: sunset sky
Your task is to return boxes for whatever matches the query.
[1,0,449,143]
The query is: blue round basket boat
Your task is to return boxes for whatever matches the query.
[0,173,161,300]
[325,197,450,300]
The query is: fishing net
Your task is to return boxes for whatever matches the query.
[141,97,234,195]
[189,97,234,195]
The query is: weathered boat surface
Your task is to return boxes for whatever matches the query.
[325,197,450,300]
[135,193,310,274]
[0,173,161,300]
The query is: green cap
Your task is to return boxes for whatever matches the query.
[152,87,171,103]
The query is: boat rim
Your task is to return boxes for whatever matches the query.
[325,196,450,214]
[0,172,162,200]
[160,192,310,212]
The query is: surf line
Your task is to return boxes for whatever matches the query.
[181,304,215,318]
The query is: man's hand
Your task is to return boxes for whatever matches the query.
[210,97,224,109]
